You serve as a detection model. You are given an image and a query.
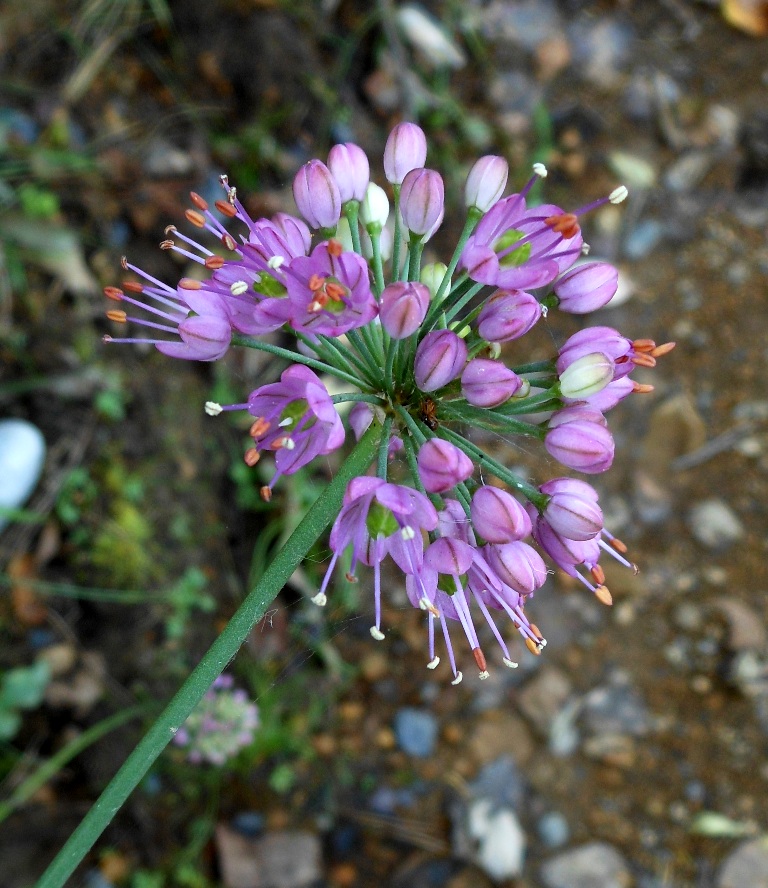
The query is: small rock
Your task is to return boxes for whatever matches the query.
[582,674,651,737]
[688,499,745,550]
[582,733,637,768]
[567,17,634,86]
[716,599,767,651]
[143,138,195,178]
[717,837,768,888]
[37,643,77,677]
[664,150,716,192]
[470,755,526,812]
[215,826,322,888]
[479,0,563,50]
[623,219,666,260]
[608,151,658,190]
[396,5,466,70]
[0,419,46,532]
[468,799,525,880]
[538,812,570,849]
[517,666,573,736]
[541,842,632,888]
[393,708,438,758]
[468,713,534,767]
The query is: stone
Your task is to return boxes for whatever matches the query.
[541,842,632,888]
[716,599,767,651]
[516,666,573,736]
[0,419,46,532]
[687,499,745,550]
[393,707,438,758]
[468,799,525,880]
[215,826,322,888]
[718,837,768,888]
[538,812,570,849]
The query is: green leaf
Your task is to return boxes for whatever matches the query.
[0,661,51,710]
[0,709,22,741]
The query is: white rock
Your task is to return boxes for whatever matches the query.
[397,5,466,69]
[541,842,632,888]
[468,798,526,880]
[718,837,768,888]
[688,498,745,550]
[0,419,46,532]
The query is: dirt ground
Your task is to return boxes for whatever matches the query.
[1,1,767,886]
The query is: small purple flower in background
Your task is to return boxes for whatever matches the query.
[106,120,675,683]
[173,674,259,765]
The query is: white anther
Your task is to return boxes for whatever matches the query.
[370,626,385,641]
[609,185,628,204]
[230,280,248,296]
[419,597,429,611]
[581,242,591,255]
[278,417,293,427]
[541,305,549,318]
[539,637,548,647]
[311,592,327,607]
[451,671,463,686]
[205,401,223,416]
[427,656,440,670]
[502,657,519,669]
[532,162,548,178]
[488,342,501,360]
[401,525,416,541]
[283,437,295,450]
[479,670,490,681]
[268,255,286,269]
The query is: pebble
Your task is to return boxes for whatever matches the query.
[470,755,526,811]
[479,0,562,50]
[517,666,573,736]
[664,150,715,192]
[0,419,47,532]
[567,17,634,86]
[143,138,196,178]
[538,812,570,849]
[608,151,658,190]
[581,674,651,737]
[716,599,767,651]
[623,219,666,260]
[540,842,632,888]
[468,799,525,880]
[393,707,438,758]
[717,838,768,888]
[215,826,322,888]
[687,498,745,550]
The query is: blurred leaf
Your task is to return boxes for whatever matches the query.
[0,709,22,741]
[0,661,51,710]
[689,810,758,837]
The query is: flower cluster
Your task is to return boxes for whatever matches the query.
[106,123,674,684]
[172,674,259,765]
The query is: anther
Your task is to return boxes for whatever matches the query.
[325,282,346,301]
[345,572,358,583]
[473,647,488,673]
[214,199,238,218]
[650,341,676,358]
[205,255,225,270]
[222,233,237,252]
[525,637,542,655]
[123,281,144,293]
[308,274,324,292]
[311,592,327,606]
[401,526,416,541]
[185,209,206,228]
[530,623,544,640]
[250,417,271,438]
[190,192,209,211]
[106,309,127,323]
[609,185,629,204]
[532,162,548,178]
[545,213,580,239]
[609,536,628,554]
[179,278,203,290]
[229,278,249,294]
[120,257,129,270]
[632,381,655,394]
[590,564,606,586]
[204,401,223,416]
[370,626,385,641]
[267,256,285,270]
[164,225,177,235]
[581,242,591,255]
[451,672,463,685]
[278,417,293,427]
[427,656,440,670]
[327,239,343,257]
[160,239,174,250]
[479,671,490,680]
[631,353,657,368]
[104,286,123,301]
[260,485,272,502]
[244,448,261,467]
[283,438,295,451]
[595,585,613,606]
[502,657,519,669]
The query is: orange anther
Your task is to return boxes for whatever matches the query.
[631,352,657,368]
[106,309,127,323]
[650,341,676,357]
[214,199,238,218]
[325,282,346,301]
[260,485,272,502]
[327,238,343,257]
[244,448,260,467]
[205,255,225,270]
[631,338,656,352]
[179,277,203,290]
[525,637,542,655]
[160,239,174,250]
[530,622,544,640]
[308,274,325,292]
[190,192,209,211]
[545,213,580,239]
[249,417,271,438]
[473,648,488,672]
[609,536,628,554]
[631,381,655,394]
[184,209,206,228]
[591,564,606,585]
[595,585,613,606]
[122,280,144,293]
[104,286,123,301]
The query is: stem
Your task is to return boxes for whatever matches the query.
[311,334,379,388]
[391,184,402,283]
[433,208,481,305]
[344,201,362,255]
[407,237,424,283]
[0,706,145,824]
[34,425,382,888]
[370,230,386,295]
[443,282,485,327]
[377,415,393,479]
[346,328,383,380]
[437,402,546,439]
[331,392,387,406]
[232,334,364,389]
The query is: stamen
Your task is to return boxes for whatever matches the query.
[502,657,519,669]
[308,274,325,292]
[532,162,548,178]
[327,239,343,257]
[283,437,295,451]
[370,626,385,641]
[345,572,358,583]
[260,485,272,502]
[427,656,440,670]
[311,592,327,606]
[230,280,248,296]
[205,255,225,270]
[544,213,580,239]
[104,286,123,301]
[106,310,127,323]
[650,341,676,357]
[268,256,285,270]
[595,585,613,606]
[179,278,203,290]
[525,637,542,655]
[222,233,237,252]
[325,282,346,302]
[215,199,238,218]
[632,381,655,394]
[123,281,144,293]
[590,564,606,586]
[473,647,487,672]
[185,209,206,228]
[250,418,271,437]
[278,417,293,428]
[479,671,490,680]
[244,449,260,467]
[609,185,629,204]
[451,671,463,685]
[204,401,223,416]
[631,353,657,368]
[401,525,416,541]
[190,192,209,211]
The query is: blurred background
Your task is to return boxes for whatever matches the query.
[1,1,767,886]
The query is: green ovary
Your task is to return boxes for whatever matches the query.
[494,229,531,268]
[366,501,399,538]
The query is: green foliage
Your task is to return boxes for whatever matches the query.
[164,568,215,641]
[0,661,51,741]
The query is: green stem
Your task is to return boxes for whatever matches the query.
[345,328,383,381]
[331,393,387,406]
[512,359,557,375]
[344,201,362,255]
[391,184,402,283]
[34,425,382,888]
[443,282,485,327]
[232,335,364,388]
[377,415,393,479]
[370,230,386,295]
[407,238,424,283]
[0,706,145,824]
[433,209,481,304]
[437,402,546,439]
[310,334,379,388]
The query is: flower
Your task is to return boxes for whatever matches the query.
[461,358,522,408]
[417,438,474,492]
[327,142,370,204]
[380,281,430,339]
[384,122,428,185]
[464,155,509,212]
[414,329,467,392]
[399,168,445,238]
[293,159,342,229]
[553,261,618,313]
[476,289,542,343]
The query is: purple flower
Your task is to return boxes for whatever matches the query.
[461,358,522,408]
[539,477,603,541]
[327,142,370,203]
[545,405,615,474]
[284,240,377,336]
[476,289,542,343]
[379,281,430,339]
[348,403,404,458]
[293,159,342,229]
[464,155,509,212]
[558,352,615,401]
[317,478,439,637]
[459,194,582,290]
[400,168,445,238]
[414,329,467,392]
[483,541,548,596]
[245,365,344,491]
[417,438,474,493]
[556,326,674,382]
[553,262,618,313]
[384,122,428,185]
[470,486,531,543]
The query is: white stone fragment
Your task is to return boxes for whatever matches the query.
[0,419,46,532]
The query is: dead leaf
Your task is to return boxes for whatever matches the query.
[8,554,49,627]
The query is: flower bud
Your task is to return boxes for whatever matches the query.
[484,541,548,595]
[417,438,474,493]
[293,160,341,229]
[399,168,445,237]
[420,262,449,299]
[380,281,430,339]
[425,536,475,576]
[464,155,508,212]
[360,182,390,232]
[476,289,542,343]
[558,352,614,400]
[327,142,370,204]
[383,122,428,185]
[461,358,522,408]
[545,415,615,474]
[553,262,618,313]
[541,479,603,541]
[471,486,531,543]
[414,329,468,392]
